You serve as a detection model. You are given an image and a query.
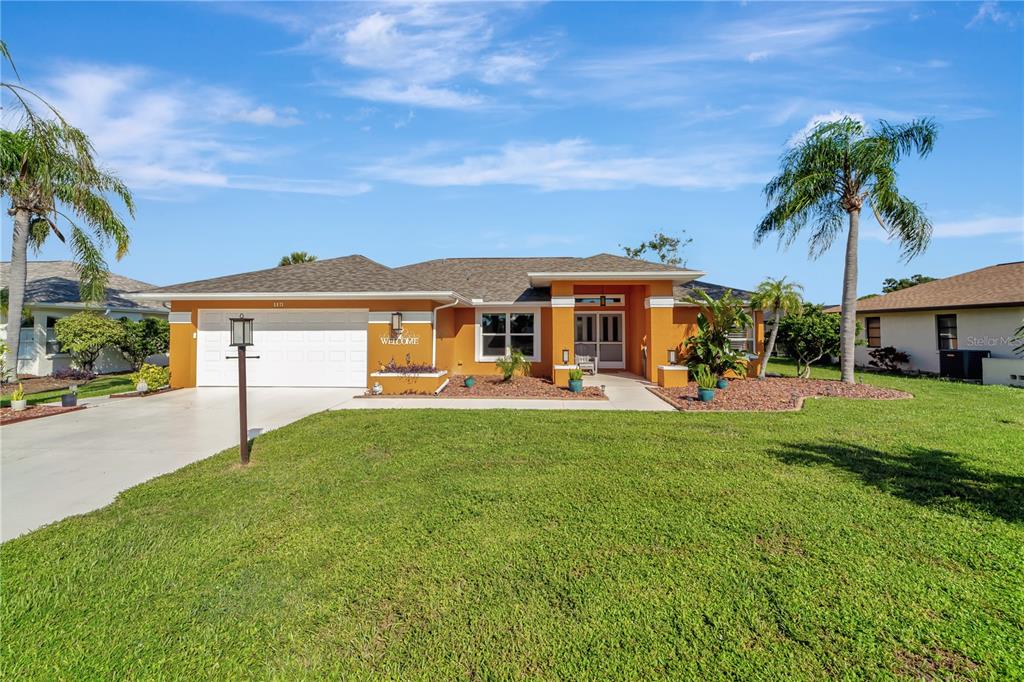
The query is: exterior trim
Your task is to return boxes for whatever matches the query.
[131,291,462,302]
[370,370,447,378]
[645,296,675,309]
[474,306,543,363]
[550,296,575,308]
[849,301,1024,315]
[168,312,193,324]
[657,365,688,371]
[553,364,580,370]
[368,311,432,324]
[528,270,704,286]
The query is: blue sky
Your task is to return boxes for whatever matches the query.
[2,1,1022,302]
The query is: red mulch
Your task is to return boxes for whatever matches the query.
[1,376,75,396]
[650,377,912,412]
[0,404,86,425]
[442,375,607,400]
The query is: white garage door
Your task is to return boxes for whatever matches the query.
[197,309,368,387]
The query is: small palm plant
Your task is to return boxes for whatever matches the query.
[278,251,318,266]
[755,116,937,384]
[750,277,804,379]
[495,349,531,382]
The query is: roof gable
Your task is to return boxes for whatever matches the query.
[0,260,162,310]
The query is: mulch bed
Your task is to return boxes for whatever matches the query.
[0,404,87,425]
[1,376,76,396]
[442,375,607,400]
[650,377,912,412]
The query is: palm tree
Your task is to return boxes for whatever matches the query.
[750,277,804,379]
[755,116,937,384]
[278,251,318,266]
[1,43,134,372]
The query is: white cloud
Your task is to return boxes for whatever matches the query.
[932,215,1023,238]
[22,64,365,198]
[966,2,1018,28]
[787,110,865,146]
[341,79,484,110]
[362,138,767,191]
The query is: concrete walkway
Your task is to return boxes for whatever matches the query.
[331,371,674,411]
[1,387,357,542]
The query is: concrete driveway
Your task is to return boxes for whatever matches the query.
[1,387,357,542]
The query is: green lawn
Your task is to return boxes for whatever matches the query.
[2,363,1022,679]
[1,373,134,407]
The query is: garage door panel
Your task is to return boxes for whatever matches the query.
[197,309,368,387]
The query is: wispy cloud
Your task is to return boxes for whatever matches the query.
[865,215,1023,240]
[966,2,1019,29]
[21,64,367,198]
[362,138,768,191]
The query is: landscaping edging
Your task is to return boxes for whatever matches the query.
[0,404,87,426]
[109,386,176,399]
[648,378,913,412]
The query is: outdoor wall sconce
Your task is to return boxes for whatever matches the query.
[562,348,570,363]
[668,348,678,364]
[229,314,254,465]
[391,312,403,334]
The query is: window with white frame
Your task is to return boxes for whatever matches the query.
[574,294,624,307]
[477,309,540,361]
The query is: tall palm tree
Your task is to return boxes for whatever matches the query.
[750,276,804,379]
[278,251,318,266]
[1,43,134,372]
[755,117,937,384]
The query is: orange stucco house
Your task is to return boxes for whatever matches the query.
[132,254,763,394]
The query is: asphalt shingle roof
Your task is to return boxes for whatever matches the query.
[826,261,1024,313]
[0,260,163,311]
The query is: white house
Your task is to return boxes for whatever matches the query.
[831,261,1023,386]
[1,261,168,376]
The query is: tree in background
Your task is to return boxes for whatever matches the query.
[776,305,845,378]
[116,317,170,370]
[622,231,692,267]
[1,41,134,375]
[750,277,804,379]
[278,252,318,266]
[53,313,123,372]
[882,274,936,293]
[755,116,937,384]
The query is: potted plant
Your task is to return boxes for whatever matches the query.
[10,383,27,411]
[464,376,476,388]
[61,384,78,407]
[567,367,584,393]
[695,366,717,402]
[717,377,729,390]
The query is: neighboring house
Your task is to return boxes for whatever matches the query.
[0,261,169,376]
[131,254,763,393]
[827,261,1023,385]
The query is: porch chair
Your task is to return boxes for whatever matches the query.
[576,354,598,375]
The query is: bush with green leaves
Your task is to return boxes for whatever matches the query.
[0,341,13,385]
[868,346,910,373]
[694,364,717,390]
[131,363,170,391]
[568,367,584,382]
[116,317,170,370]
[685,289,753,379]
[53,312,123,372]
[495,349,531,382]
[776,304,859,378]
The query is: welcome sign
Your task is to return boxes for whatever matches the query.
[380,331,420,345]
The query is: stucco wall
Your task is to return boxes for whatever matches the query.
[854,306,1023,374]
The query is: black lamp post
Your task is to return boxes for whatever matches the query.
[229,314,254,465]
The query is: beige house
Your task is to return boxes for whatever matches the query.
[830,262,1023,385]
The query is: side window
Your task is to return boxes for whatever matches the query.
[936,314,957,350]
[865,317,881,348]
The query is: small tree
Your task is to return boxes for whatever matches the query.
[776,305,845,378]
[882,274,936,293]
[685,289,753,379]
[621,231,692,267]
[495,349,531,381]
[116,317,170,370]
[750,276,804,379]
[53,312,123,372]
[278,251,317,266]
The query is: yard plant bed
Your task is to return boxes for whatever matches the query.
[1,373,134,407]
[0,403,86,425]
[2,361,1022,678]
[651,376,912,411]
[442,374,607,399]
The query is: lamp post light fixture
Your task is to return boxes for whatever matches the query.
[390,312,403,335]
[229,314,254,465]
[668,348,678,365]
[562,348,570,364]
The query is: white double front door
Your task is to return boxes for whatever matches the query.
[574,312,625,369]
[196,309,368,387]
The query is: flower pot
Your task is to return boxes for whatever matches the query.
[568,379,584,393]
[61,393,77,407]
[11,398,27,412]
[697,387,716,402]
[716,378,729,390]
[136,380,148,394]
[464,376,476,388]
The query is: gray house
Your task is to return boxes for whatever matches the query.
[0,261,168,376]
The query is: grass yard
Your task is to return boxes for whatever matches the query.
[0,373,134,407]
[2,362,1022,679]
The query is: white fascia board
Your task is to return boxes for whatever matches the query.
[645,296,676,309]
[471,300,551,307]
[129,291,462,302]
[27,302,167,314]
[527,270,705,286]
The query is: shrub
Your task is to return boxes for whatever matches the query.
[131,363,170,391]
[685,290,753,379]
[694,365,717,390]
[52,367,97,381]
[868,346,910,373]
[11,382,25,401]
[0,341,13,385]
[776,304,852,378]
[379,357,438,374]
[53,313,123,372]
[116,317,170,370]
[495,349,531,381]
[568,367,584,381]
